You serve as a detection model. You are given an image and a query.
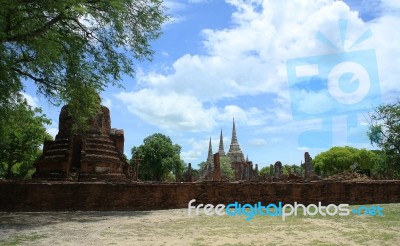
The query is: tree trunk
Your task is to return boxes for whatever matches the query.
[7,163,13,179]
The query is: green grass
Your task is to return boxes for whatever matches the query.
[0,233,48,246]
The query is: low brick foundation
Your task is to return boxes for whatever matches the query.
[0,181,399,211]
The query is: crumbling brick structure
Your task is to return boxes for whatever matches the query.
[33,104,130,181]
[232,161,259,181]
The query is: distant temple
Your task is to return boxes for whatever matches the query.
[203,118,258,181]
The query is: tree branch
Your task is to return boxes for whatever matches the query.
[11,67,60,91]
[1,13,65,42]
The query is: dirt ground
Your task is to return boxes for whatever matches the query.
[1,205,399,246]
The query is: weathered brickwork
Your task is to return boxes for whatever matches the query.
[0,181,399,211]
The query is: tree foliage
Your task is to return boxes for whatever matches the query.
[281,164,300,175]
[197,161,208,179]
[259,164,301,176]
[259,166,270,176]
[130,133,184,181]
[0,0,167,127]
[313,146,379,176]
[197,157,234,181]
[220,156,234,181]
[367,101,400,177]
[0,94,52,179]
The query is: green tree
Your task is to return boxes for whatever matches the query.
[278,164,300,175]
[220,156,234,181]
[197,161,208,179]
[313,146,377,176]
[282,164,294,175]
[369,150,390,177]
[130,133,184,181]
[0,0,167,128]
[198,161,208,172]
[367,101,400,177]
[190,167,200,181]
[259,166,270,176]
[0,94,51,179]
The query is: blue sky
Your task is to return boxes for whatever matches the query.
[23,0,400,169]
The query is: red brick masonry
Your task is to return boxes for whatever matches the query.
[0,181,399,211]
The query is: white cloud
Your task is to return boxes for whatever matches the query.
[118,0,400,137]
[164,15,187,26]
[164,1,186,12]
[21,92,39,108]
[290,89,337,116]
[163,1,187,26]
[216,105,267,126]
[262,118,323,134]
[180,136,228,164]
[102,98,112,109]
[382,0,400,10]
[116,89,267,131]
[248,138,267,147]
[369,15,400,102]
[116,90,217,131]
[46,127,58,139]
[181,138,208,164]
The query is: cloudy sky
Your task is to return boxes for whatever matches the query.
[24,0,400,169]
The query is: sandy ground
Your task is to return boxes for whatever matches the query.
[0,208,399,246]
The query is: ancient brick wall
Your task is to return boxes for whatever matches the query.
[0,181,399,211]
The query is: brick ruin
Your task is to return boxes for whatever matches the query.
[1,181,400,211]
[33,104,130,181]
[198,117,332,183]
[256,152,321,182]
[232,161,259,181]
[303,152,318,180]
[2,109,400,211]
[274,161,283,178]
[199,119,324,183]
[30,106,331,184]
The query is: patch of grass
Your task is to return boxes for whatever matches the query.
[0,233,48,246]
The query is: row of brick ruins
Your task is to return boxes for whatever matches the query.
[262,152,319,182]
[33,102,319,182]
[194,118,319,182]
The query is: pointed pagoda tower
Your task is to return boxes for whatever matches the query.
[203,137,214,180]
[227,118,245,163]
[207,137,214,166]
[218,129,225,157]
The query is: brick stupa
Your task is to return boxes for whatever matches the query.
[33,104,130,181]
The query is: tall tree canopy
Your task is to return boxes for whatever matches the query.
[130,133,184,181]
[313,146,379,176]
[0,0,167,127]
[0,94,51,179]
[367,101,400,177]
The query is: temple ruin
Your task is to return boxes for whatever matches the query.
[33,104,130,181]
[202,118,259,181]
